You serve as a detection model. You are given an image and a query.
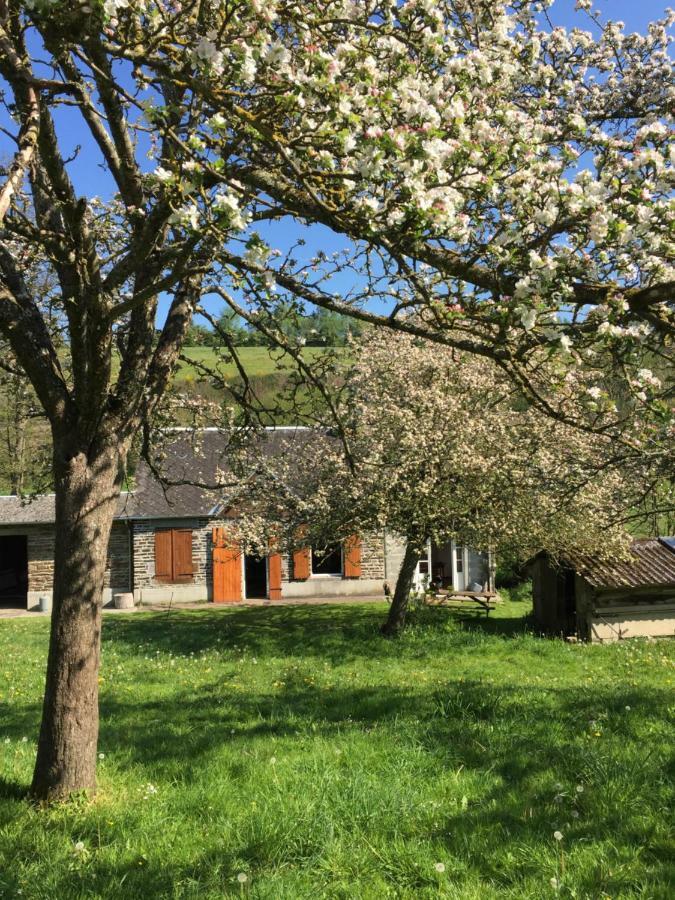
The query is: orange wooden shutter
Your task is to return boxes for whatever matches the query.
[292,526,310,580]
[212,527,242,602]
[293,546,310,580]
[154,530,172,582]
[343,534,362,578]
[172,529,194,583]
[268,552,283,601]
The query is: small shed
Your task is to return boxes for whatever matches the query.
[529,538,675,642]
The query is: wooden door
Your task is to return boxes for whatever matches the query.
[268,551,283,601]
[212,527,242,603]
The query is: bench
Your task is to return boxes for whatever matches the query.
[426,589,499,616]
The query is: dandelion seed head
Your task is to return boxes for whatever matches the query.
[553,830,563,842]
[237,872,248,883]
[434,862,446,873]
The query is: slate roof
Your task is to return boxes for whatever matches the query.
[0,428,319,525]
[0,493,58,525]
[123,427,322,519]
[569,538,675,591]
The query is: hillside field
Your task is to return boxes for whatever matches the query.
[173,346,334,382]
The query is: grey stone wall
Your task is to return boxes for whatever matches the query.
[27,526,55,592]
[130,519,386,603]
[0,522,131,608]
[132,518,212,589]
[360,531,386,581]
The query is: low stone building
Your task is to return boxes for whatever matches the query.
[3,428,482,609]
[529,538,675,641]
[0,494,132,609]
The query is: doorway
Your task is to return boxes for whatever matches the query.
[0,535,28,606]
[561,568,577,636]
[244,554,268,599]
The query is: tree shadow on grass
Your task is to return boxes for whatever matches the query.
[3,606,671,896]
[0,776,28,802]
[106,603,397,663]
[2,668,672,897]
[102,601,531,665]
[4,678,672,898]
[407,603,533,638]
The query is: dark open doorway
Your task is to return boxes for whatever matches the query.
[561,568,577,636]
[244,555,267,600]
[0,535,28,606]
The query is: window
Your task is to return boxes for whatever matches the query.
[154,529,194,583]
[311,543,343,576]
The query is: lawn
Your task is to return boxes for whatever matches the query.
[0,595,673,899]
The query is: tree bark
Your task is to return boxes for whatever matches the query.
[30,436,123,801]
[381,540,421,637]
[9,379,28,495]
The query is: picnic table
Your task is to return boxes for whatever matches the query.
[425,589,499,616]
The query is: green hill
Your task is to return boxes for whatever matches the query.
[174,345,334,381]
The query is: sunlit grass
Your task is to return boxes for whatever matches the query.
[0,596,673,898]
[175,346,334,382]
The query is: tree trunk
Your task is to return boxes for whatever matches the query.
[10,381,27,495]
[30,438,122,801]
[381,541,421,636]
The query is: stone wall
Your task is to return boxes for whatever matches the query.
[0,522,131,609]
[132,519,211,589]
[360,531,386,581]
[278,530,386,600]
[27,526,56,594]
[131,520,387,603]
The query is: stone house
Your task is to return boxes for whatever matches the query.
[0,428,490,610]
[529,537,675,641]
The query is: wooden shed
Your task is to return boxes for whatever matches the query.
[529,538,675,642]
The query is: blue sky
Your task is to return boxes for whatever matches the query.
[549,0,670,29]
[0,0,671,324]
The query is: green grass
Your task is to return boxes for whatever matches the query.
[174,346,334,382]
[0,596,673,898]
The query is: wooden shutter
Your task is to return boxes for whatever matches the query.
[154,530,172,582]
[268,552,283,601]
[212,527,242,602]
[292,525,310,580]
[293,546,310,580]
[343,534,362,578]
[172,529,194,583]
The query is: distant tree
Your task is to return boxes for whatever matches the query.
[0,347,35,494]
[304,309,360,346]
[184,322,213,347]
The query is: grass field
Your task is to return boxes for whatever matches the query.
[174,346,334,382]
[0,594,673,898]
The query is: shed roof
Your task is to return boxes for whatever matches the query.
[569,538,675,591]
